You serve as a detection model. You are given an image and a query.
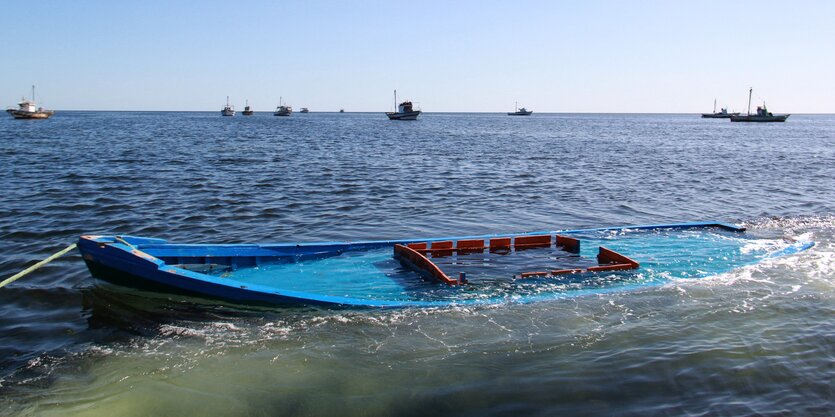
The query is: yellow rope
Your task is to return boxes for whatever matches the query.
[0,243,77,289]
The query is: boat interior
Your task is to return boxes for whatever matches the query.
[394,234,639,285]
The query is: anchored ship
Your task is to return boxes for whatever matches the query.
[6,85,54,119]
[385,90,421,120]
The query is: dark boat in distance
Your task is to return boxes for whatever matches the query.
[221,96,235,116]
[508,101,533,116]
[242,100,254,116]
[75,222,813,308]
[386,90,421,120]
[730,88,789,122]
[299,107,309,113]
[701,99,738,118]
[6,85,54,119]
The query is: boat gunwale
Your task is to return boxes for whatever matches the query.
[99,221,746,252]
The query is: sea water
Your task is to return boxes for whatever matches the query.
[0,112,833,416]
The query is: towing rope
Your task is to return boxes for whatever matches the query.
[0,243,77,289]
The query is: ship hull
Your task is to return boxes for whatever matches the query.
[6,109,54,119]
[730,114,790,122]
[701,113,737,119]
[386,111,421,120]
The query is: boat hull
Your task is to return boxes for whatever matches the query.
[730,114,790,122]
[507,111,533,116]
[75,222,813,308]
[701,113,738,119]
[6,109,54,119]
[386,111,421,120]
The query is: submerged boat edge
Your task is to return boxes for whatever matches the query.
[77,221,813,309]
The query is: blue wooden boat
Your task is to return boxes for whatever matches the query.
[76,222,813,308]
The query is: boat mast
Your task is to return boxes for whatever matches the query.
[747,87,752,116]
[394,89,397,112]
[713,98,716,114]
[515,101,518,112]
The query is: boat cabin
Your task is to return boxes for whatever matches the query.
[398,101,414,113]
[17,99,36,113]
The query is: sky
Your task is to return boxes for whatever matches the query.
[2,1,833,113]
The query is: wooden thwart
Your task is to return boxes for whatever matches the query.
[406,234,580,254]
[519,246,639,279]
[396,234,639,286]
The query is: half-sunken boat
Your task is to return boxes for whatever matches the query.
[701,99,738,118]
[274,96,292,116]
[221,96,235,116]
[508,101,533,116]
[386,90,421,120]
[242,100,254,116]
[730,88,789,122]
[76,222,813,308]
[6,85,54,119]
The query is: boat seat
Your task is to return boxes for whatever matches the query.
[489,237,512,250]
[514,235,551,249]
[456,239,485,252]
[517,246,639,279]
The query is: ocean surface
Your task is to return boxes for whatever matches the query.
[0,111,833,416]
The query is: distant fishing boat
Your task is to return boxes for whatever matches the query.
[701,99,738,118]
[339,109,345,113]
[385,90,421,120]
[730,88,789,123]
[221,96,235,116]
[507,102,533,116]
[274,97,292,116]
[242,100,254,116]
[300,107,309,113]
[6,85,54,119]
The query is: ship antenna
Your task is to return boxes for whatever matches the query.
[747,87,752,116]
[394,89,397,112]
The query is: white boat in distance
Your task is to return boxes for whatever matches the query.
[221,96,235,116]
[274,96,292,116]
[6,85,54,119]
[385,90,421,120]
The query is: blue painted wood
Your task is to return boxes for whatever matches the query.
[77,222,789,309]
